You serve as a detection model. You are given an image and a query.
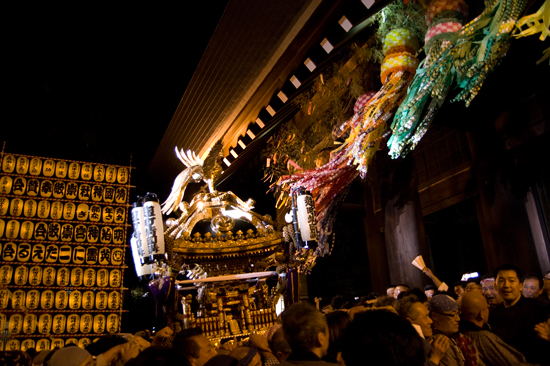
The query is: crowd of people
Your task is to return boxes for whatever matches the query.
[6,264,550,366]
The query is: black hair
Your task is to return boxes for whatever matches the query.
[331,295,346,310]
[341,310,425,366]
[453,281,466,289]
[396,294,422,320]
[282,301,327,353]
[373,295,396,308]
[522,273,543,289]
[424,285,437,292]
[323,311,351,363]
[493,264,523,282]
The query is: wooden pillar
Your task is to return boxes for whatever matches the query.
[468,132,541,274]
[362,173,390,294]
[382,155,430,287]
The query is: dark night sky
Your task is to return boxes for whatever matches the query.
[1,3,230,193]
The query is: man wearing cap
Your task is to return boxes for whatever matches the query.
[428,294,465,366]
[489,264,549,364]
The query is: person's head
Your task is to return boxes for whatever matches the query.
[494,264,523,307]
[465,280,482,293]
[453,281,466,298]
[480,276,502,306]
[173,327,217,366]
[373,295,396,309]
[386,286,396,297]
[85,334,128,356]
[424,285,437,299]
[331,295,346,311]
[324,311,351,363]
[269,328,292,362]
[229,347,261,366]
[522,274,543,299]
[340,310,425,366]
[460,292,489,328]
[133,347,189,366]
[394,284,410,299]
[396,294,433,338]
[50,346,93,366]
[281,301,329,358]
[428,295,460,336]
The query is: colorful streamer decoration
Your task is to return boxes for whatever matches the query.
[349,28,420,175]
[388,0,468,158]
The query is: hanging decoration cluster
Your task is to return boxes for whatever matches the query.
[265,0,543,268]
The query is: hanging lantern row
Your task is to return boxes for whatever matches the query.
[0,177,128,203]
[0,243,125,264]
[0,265,122,288]
[3,337,92,352]
[0,312,119,335]
[0,288,121,311]
[0,221,126,243]
[1,155,129,184]
[0,198,127,222]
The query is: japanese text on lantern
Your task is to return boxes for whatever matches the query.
[0,152,131,351]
